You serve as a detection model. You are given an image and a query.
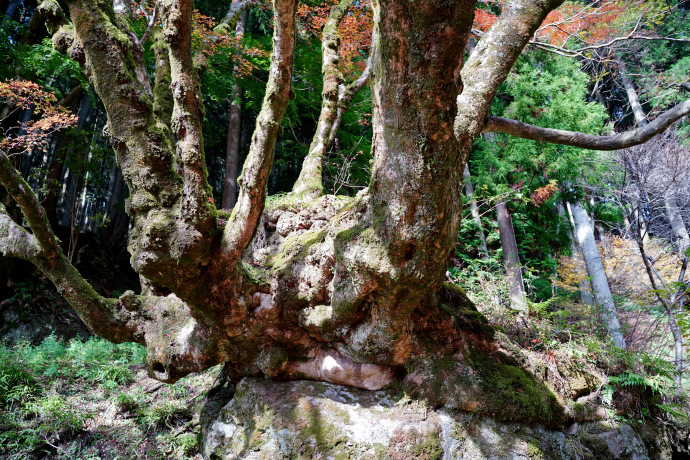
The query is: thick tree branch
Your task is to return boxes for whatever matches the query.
[0,149,141,345]
[482,96,690,150]
[0,205,42,262]
[456,0,565,143]
[50,0,217,297]
[222,0,297,262]
[327,56,372,149]
[0,149,60,258]
[291,0,355,198]
[161,0,215,230]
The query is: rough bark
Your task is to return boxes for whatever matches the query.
[221,10,248,210]
[496,201,527,312]
[8,0,676,420]
[291,0,361,198]
[463,163,488,259]
[569,202,626,348]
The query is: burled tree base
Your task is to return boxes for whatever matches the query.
[200,378,674,460]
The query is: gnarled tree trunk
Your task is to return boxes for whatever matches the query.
[8,0,690,423]
[0,0,561,397]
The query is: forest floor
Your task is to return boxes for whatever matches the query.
[0,333,220,459]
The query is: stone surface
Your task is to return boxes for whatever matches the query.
[201,378,673,460]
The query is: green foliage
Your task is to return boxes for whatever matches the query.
[0,348,40,409]
[18,38,88,96]
[16,334,145,385]
[458,50,609,302]
[602,370,686,421]
[0,335,209,457]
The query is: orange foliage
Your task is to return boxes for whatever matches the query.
[0,81,78,153]
[473,8,499,33]
[473,0,658,48]
[297,0,373,77]
[530,180,558,206]
[192,8,270,78]
[535,1,641,47]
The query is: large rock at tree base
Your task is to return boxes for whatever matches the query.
[200,378,673,460]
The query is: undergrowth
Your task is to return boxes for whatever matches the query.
[450,266,689,424]
[0,334,216,459]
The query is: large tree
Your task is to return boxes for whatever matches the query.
[1,0,690,424]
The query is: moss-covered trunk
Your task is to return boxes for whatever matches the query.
[1,0,590,425]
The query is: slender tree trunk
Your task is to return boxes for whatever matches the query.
[291,0,371,198]
[616,54,660,247]
[496,201,527,312]
[616,55,648,128]
[463,163,488,259]
[569,202,626,348]
[221,10,248,210]
[58,94,93,228]
[665,195,690,256]
[2,0,20,27]
[561,203,594,306]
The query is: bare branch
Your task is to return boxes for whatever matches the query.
[482,96,690,150]
[140,2,160,45]
[530,34,690,58]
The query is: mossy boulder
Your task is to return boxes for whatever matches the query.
[200,378,671,460]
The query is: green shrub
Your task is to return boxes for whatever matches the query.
[0,348,40,409]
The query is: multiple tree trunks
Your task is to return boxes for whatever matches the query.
[2,0,690,415]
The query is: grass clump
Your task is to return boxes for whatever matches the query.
[0,334,216,459]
